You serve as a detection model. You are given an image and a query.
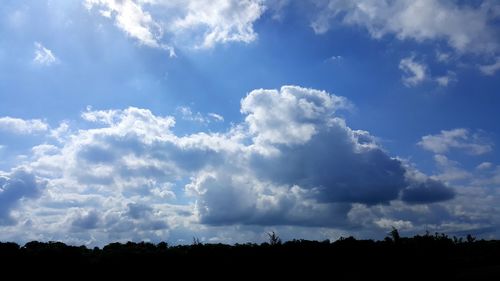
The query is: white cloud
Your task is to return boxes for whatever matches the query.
[436,51,452,63]
[241,85,351,146]
[208,113,224,122]
[433,154,471,182]
[31,144,59,158]
[375,218,413,230]
[177,106,205,123]
[84,0,175,56]
[435,71,457,87]
[479,57,500,76]
[0,86,458,244]
[81,108,119,125]
[176,107,224,124]
[399,57,457,87]
[311,0,499,54]
[171,0,265,48]
[476,162,493,170]
[49,121,70,142]
[418,128,493,155]
[399,56,427,87]
[0,117,49,134]
[33,42,57,66]
[85,0,265,51]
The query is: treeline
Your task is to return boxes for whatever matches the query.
[1,230,500,279]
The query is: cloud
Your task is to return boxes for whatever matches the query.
[85,0,265,51]
[436,51,452,63]
[433,154,471,182]
[189,86,452,226]
[435,71,457,87]
[266,0,290,21]
[84,0,175,56]
[0,117,48,134]
[176,106,224,124]
[171,0,265,48]
[375,218,413,230]
[81,107,119,125]
[399,56,427,87]
[476,162,493,170]
[399,57,457,87]
[208,113,224,122]
[0,85,457,244]
[49,122,70,142]
[241,86,351,146]
[328,55,343,62]
[479,57,500,75]
[71,209,100,230]
[418,128,493,155]
[33,42,58,66]
[0,169,45,225]
[311,0,499,54]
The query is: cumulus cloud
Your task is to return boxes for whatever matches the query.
[418,128,493,155]
[311,0,499,54]
[399,56,427,87]
[171,0,265,48]
[401,178,455,204]
[241,86,351,146]
[33,42,57,66]
[0,117,48,134]
[0,169,45,225]
[85,0,265,51]
[71,209,100,230]
[84,0,175,56]
[0,85,457,244]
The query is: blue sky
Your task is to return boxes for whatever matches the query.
[0,0,499,246]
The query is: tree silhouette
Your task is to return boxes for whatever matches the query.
[466,234,476,243]
[0,231,499,279]
[389,227,400,243]
[192,236,201,245]
[267,231,282,245]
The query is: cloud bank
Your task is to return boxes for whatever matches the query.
[0,85,462,244]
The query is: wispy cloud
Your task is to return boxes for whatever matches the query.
[480,57,500,76]
[418,128,493,155]
[177,106,224,124]
[33,42,57,66]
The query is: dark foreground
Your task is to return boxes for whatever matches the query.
[1,231,500,279]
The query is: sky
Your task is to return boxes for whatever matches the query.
[0,0,499,246]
